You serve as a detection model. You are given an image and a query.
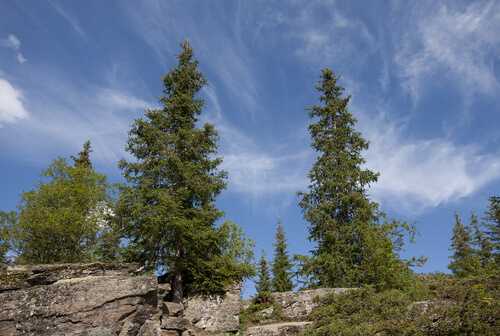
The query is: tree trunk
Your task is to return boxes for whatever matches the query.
[171,270,183,303]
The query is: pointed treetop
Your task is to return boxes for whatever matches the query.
[72,140,92,169]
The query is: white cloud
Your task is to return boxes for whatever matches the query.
[1,34,27,64]
[395,1,500,101]
[98,89,151,111]
[0,78,29,124]
[360,112,500,213]
[7,34,21,49]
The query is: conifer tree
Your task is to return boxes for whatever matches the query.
[449,214,478,277]
[0,211,16,264]
[299,69,411,289]
[485,196,500,266]
[272,221,293,292]
[469,213,493,269]
[71,140,92,169]
[117,41,251,301]
[255,253,272,303]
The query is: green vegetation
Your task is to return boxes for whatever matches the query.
[305,274,499,336]
[272,221,294,292]
[297,69,416,290]
[255,253,272,303]
[0,42,498,335]
[0,211,16,263]
[304,197,500,336]
[116,41,253,301]
[12,141,114,264]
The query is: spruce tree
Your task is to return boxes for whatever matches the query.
[299,69,410,289]
[0,211,16,264]
[449,214,478,277]
[117,41,251,301]
[255,253,272,303]
[485,196,500,266]
[469,213,493,269]
[71,140,92,169]
[272,221,293,292]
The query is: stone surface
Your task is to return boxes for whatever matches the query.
[183,285,241,332]
[246,322,312,336]
[270,288,352,321]
[0,264,156,336]
[0,262,139,292]
[161,317,191,331]
[162,302,184,316]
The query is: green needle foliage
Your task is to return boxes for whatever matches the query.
[117,41,252,301]
[298,69,414,290]
[14,141,111,264]
[255,253,272,303]
[448,214,479,277]
[0,211,16,263]
[272,221,293,292]
[485,196,500,266]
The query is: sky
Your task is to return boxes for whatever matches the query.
[1,0,499,294]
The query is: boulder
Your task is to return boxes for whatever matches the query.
[0,265,157,336]
[161,317,191,331]
[183,285,241,332]
[162,302,184,316]
[270,288,351,321]
[246,321,312,336]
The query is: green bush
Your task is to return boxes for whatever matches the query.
[304,274,499,336]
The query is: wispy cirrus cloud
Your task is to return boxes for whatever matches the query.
[359,110,500,213]
[202,84,309,197]
[48,0,86,38]
[1,34,27,64]
[394,1,500,101]
[0,76,151,165]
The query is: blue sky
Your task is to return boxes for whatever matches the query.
[1,0,499,293]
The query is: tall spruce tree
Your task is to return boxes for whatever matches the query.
[0,211,16,264]
[117,41,251,301]
[299,69,411,289]
[272,221,293,292]
[448,214,479,277]
[485,196,500,266]
[255,253,272,303]
[469,213,493,269]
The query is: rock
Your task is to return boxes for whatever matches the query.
[158,283,172,297]
[138,317,161,336]
[270,288,352,321]
[183,284,241,332]
[162,302,184,316]
[246,321,312,336]
[161,331,180,336]
[256,306,274,320]
[161,317,191,331]
[0,269,157,336]
[0,262,139,291]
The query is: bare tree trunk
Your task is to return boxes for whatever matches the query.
[171,270,183,303]
[171,245,184,303]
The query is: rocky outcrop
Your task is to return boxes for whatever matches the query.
[0,263,354,336]
[0,263,242,336]
[183,284,241,333]
[246,322,311,336]
[270,288,351,321]
[0,263,156,336]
